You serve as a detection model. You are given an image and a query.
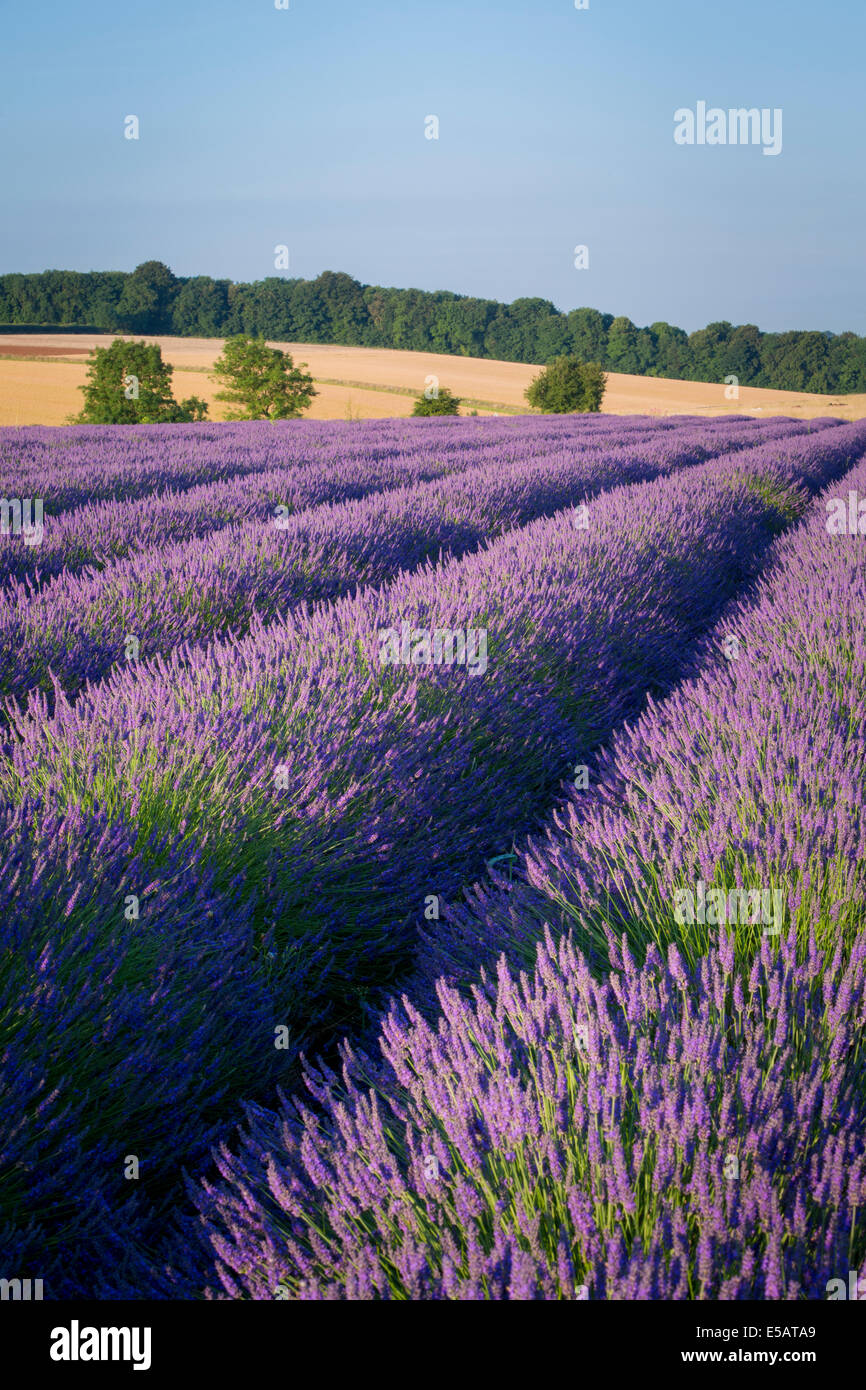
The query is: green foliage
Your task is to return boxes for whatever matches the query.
[115,261,179,334]
[525,357,607,413]
[605,316,644,375]
[173,395,209,422]
[3,261,866,394]
[577,361,607,411]
[411,385,462,416]
[211,334,317,420]
[76,338,209,424]
[171,277,231,337]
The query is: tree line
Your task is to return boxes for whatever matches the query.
[1,260,864,394]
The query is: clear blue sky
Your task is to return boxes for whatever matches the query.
[2,0,863,333]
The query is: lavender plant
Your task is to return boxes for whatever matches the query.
[420,455,866,992]
[191,924,866,1300]
[0,412,859,1299]
[2,415,641,586]
[0,424,781,705]
[2,435,841,1030]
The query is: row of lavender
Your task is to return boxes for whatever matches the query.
[417,454,866,988]
[3,415,663,584]
[2,419,863,1295]
[0,415,809,593]
[0,414,697,515]
[0,417,819,706]
[192,456,866,1301]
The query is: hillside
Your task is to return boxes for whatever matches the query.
[1,333,864,425]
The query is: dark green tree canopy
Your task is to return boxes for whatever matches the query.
[412,385,462,416]
[2,265,864,394]
[212,334,317,420]
[76,338,208,424]
[115,261,179,334]
[525,357,607,413]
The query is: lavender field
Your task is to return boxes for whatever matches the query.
[2,413,865,1301]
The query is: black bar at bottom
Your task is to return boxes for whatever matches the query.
[1,1296,859,1378]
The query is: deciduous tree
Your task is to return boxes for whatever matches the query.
[212,334,317,420]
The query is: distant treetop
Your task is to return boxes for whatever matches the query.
[2,262,865,395]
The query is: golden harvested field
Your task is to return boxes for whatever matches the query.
[1,333,864,424]
[0,359,451,426]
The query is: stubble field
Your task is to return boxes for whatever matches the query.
[1,333,864,424]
